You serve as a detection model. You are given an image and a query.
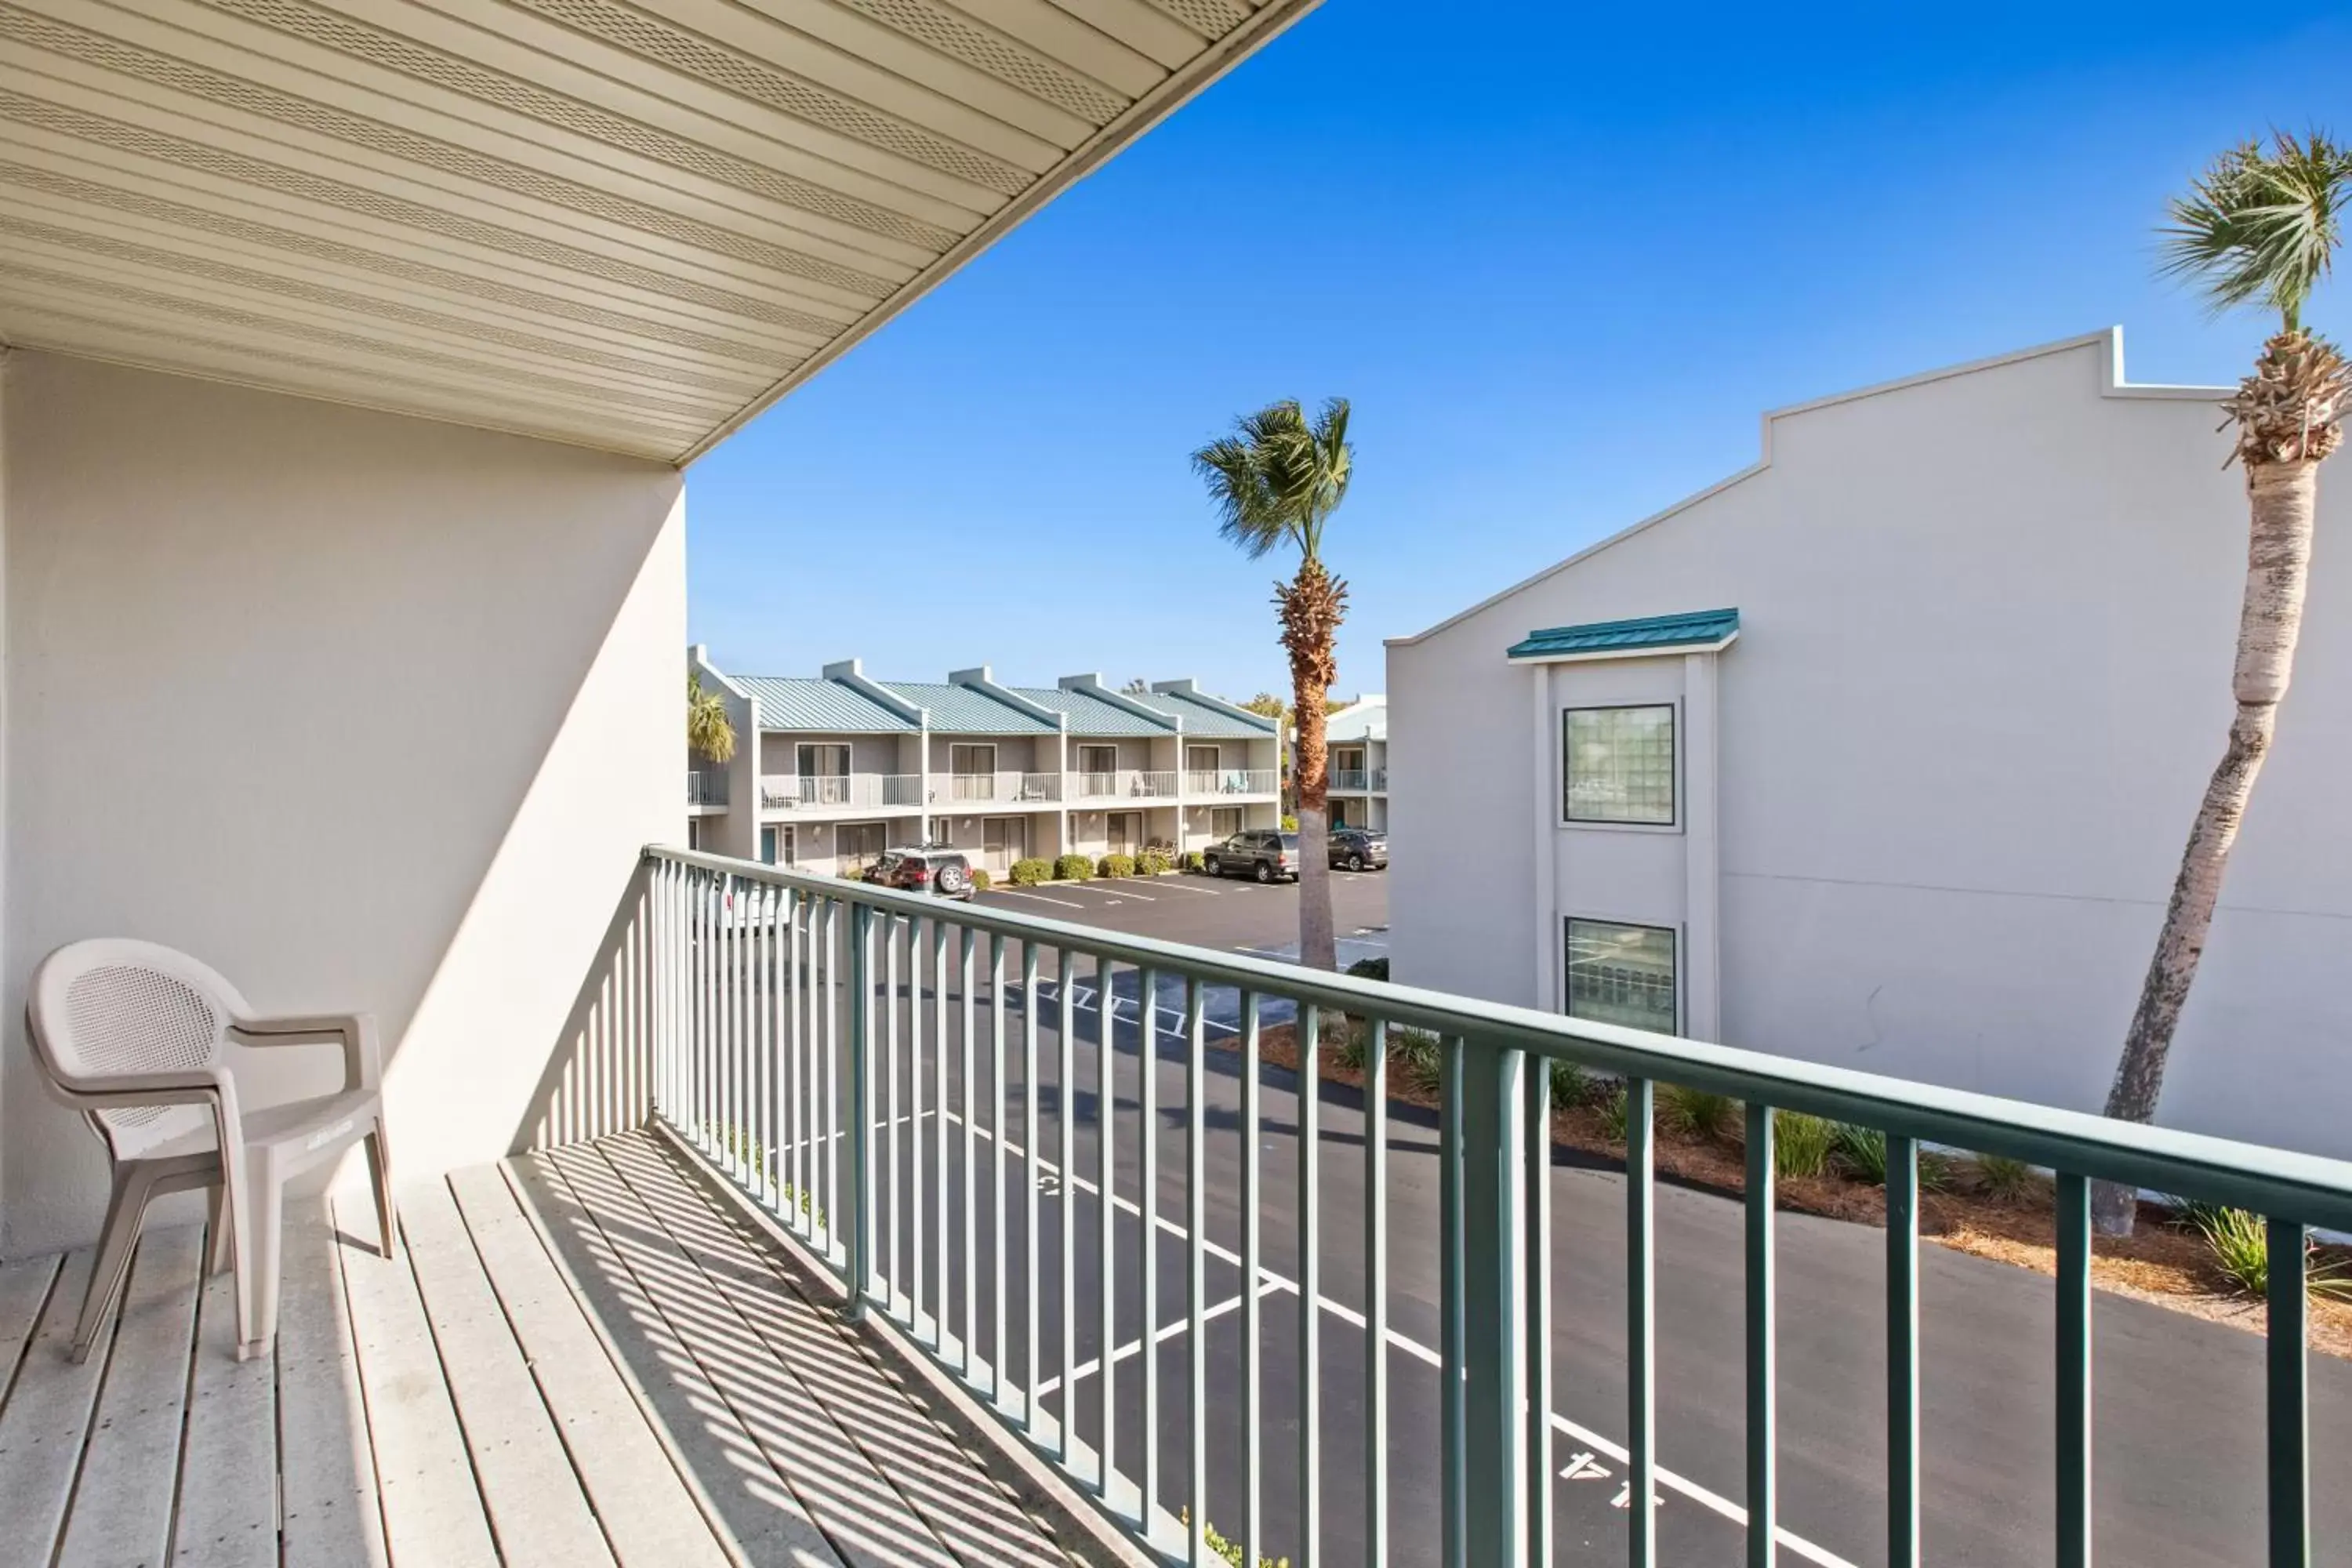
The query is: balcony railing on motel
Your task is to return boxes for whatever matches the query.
[1183,768,1278,796]
[947,771,1063,804]
[760,773,922,810]
[1330,768,1387,793]
[1073,769,1178,801]
[685,768,727,807]
[637,844,2346,1568]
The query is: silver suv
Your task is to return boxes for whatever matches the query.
[1200,829,1299,883]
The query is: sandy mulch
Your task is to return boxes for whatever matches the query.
[1225,1021,2352,1359]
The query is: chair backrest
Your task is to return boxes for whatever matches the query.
[27,938,252,1160]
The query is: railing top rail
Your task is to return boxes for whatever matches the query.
[645,844,2352,1226]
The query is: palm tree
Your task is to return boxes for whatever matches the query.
[1193,398,1354,972]
[688,670,736,764]
[2096,132,2351,1235]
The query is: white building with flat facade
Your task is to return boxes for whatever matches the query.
[1386,329,2352,1158]
[1325,695,1389,831]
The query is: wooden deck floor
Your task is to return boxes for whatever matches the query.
[0,1130,1077,1566]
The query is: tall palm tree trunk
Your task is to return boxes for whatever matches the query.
[2094,331,2341,1236]
[1279,558,1346,975]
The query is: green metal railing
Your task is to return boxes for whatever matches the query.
[642,846,2348,1566]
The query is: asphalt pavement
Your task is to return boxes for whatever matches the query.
[800,869,2351,1565]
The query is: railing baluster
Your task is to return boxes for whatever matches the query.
[1058,945,1077,1467]
[1185,978,1207,1568]
[1098,956,1117,1497]
[755,886,772,1203]
[1888,1134,1920,1568]
[911,918,927,1331]
[1439,1035,1466,1568]
[2267,1215,2308,1568]
[990,932,1007,1407]
[2056,1171,2091,1568]
[847,902,873,1318]
[1141,967,1160,1523]
[961,924,977,1375]
[1365,1018,1389,1568]
[1525,1056,1552,1568]
[1627,1077,1656,1568]
[1299,1002,1321,1567]
[934,920,950,1352]
[1746,1101,1777,1568]
[1242,992,1265,1568]
[1023,939,1042,1434]
[822,900,840,1261]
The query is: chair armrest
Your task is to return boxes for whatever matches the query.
[234,1011,382,1094]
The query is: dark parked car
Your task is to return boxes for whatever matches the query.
[862,847,975,900]
[1200,829,1298,883]
[1330,827,1387,872]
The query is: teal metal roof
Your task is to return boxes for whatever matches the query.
[1506,608,1740,661]
[1136,689,1278,738]
[1011,686,1171,737]
[881,681,1057,735]
[739,677,916,732]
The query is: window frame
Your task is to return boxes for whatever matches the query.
[1560,702,1679,830]
[1561,916,1680,1036]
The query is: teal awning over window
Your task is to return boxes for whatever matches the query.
[1506,608,1740,661]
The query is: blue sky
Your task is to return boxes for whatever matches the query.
[684,1,2352,701]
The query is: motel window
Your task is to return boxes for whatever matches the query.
[1563,705,1675,825]
[1564,920,1678,1034]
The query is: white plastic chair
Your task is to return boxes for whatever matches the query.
[25,938,393,1363]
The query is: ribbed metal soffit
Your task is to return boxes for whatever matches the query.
[0,0,1308,461]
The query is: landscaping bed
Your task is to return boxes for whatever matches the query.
[1226,1017,2352,1359]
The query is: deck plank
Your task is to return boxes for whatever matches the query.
[446,1164,734,1568]
[335,1194,500,1568]
[173,1238,281,1568]
[543,1138,1022,1568]
[597,1134,1069,1568]
[0,1254,64,1400]
[401,1178,617,1568]
[57,1223,205,1568]
[515,1146,865,1566]
[279,1206,390,1567]
[0,1251,107,1565]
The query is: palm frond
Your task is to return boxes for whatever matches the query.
[2160,131,2352,330]
[1190,433,1290,558]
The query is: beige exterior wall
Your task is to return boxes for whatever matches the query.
[1,352,682,1255]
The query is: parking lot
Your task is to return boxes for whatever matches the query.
[972,864,1390,968]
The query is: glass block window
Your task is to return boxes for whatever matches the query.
[1564,920,1678,1033]
[1563,705,1675,824]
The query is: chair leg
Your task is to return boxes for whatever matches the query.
[363,1121,396,1259]
[237,1178,283,1363]
[74,1167,152,1363]
[205,1181,235,1277]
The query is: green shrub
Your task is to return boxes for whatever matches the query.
[1183,851,1206,873]
[837,863,869,881]
[1054,853,1092,881]
[1009,857,1052,887]
[968,868,991,892]
[1184,1510,1289,1568]
[1972,1152,2040,1202]
[1773,1111,1838,1180]
[1833,1123,1888,1185]
[1599,1084,1631,1144]
[2195,1207,2352,1301]
[1345,956,1390,982]
[1333,1018,1371,1073]
[1280,814,1298,831]
[1660,1084,1739,1142]
[1098,853,1136,878]
[1137,849,1171,876]
[1545,1058,1590,1109]
[1386,1025,1444,1090]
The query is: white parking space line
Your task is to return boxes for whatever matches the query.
[1032,1279,1274,1397]
[1140,879,1219,895]
[989,888,1088,909]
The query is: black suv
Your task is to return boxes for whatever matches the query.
[1330,827,1388,872]
[1200,829,1298,883]
[863,847,976,900]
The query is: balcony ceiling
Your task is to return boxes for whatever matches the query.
[0,0,1312,463]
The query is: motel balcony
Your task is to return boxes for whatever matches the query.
[2,3,2346,1566]
[946,771,1065,806]
[1330,768,1388,793]
[1183,768,1281,798]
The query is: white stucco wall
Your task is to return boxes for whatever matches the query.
[1389,331,2352,1156]
[2,352,683,1255]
